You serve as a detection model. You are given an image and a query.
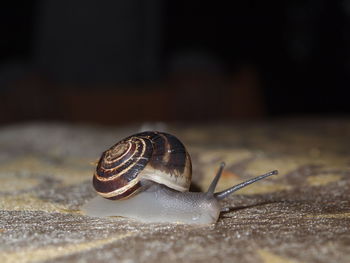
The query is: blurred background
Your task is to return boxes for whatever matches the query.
[1,0,350,125]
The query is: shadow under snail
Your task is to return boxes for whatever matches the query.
[82,131,278,224]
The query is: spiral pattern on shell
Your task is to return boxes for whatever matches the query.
[93,131,192,200]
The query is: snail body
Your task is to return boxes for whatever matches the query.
[82,131,277,224]
[83,184,221,224]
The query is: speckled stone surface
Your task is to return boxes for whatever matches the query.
[0,120,349,263]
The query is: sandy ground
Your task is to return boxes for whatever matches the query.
[0,120,349,263]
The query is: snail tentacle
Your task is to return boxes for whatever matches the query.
[214,170,278,200]
[206,162,225,196]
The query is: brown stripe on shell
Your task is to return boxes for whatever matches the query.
[163,133,188,174]
[93,135,153,196]
[93,171,128,193]
[93,155,148,194]
[149,132,189,176]
[96,137,152,179]
[96,142,136,176]
[106,181,142,200]
[105,141,131,162]
[148,132,167,167]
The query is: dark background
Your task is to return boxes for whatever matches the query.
[1,0,349,125]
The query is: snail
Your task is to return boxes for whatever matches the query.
[82,131,277,224]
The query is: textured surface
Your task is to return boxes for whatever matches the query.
[0,120,349,263]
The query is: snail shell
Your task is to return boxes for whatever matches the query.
[93,131,192,200]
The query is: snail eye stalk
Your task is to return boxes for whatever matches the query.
[206,162,225,196]
[214,170,278,200]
